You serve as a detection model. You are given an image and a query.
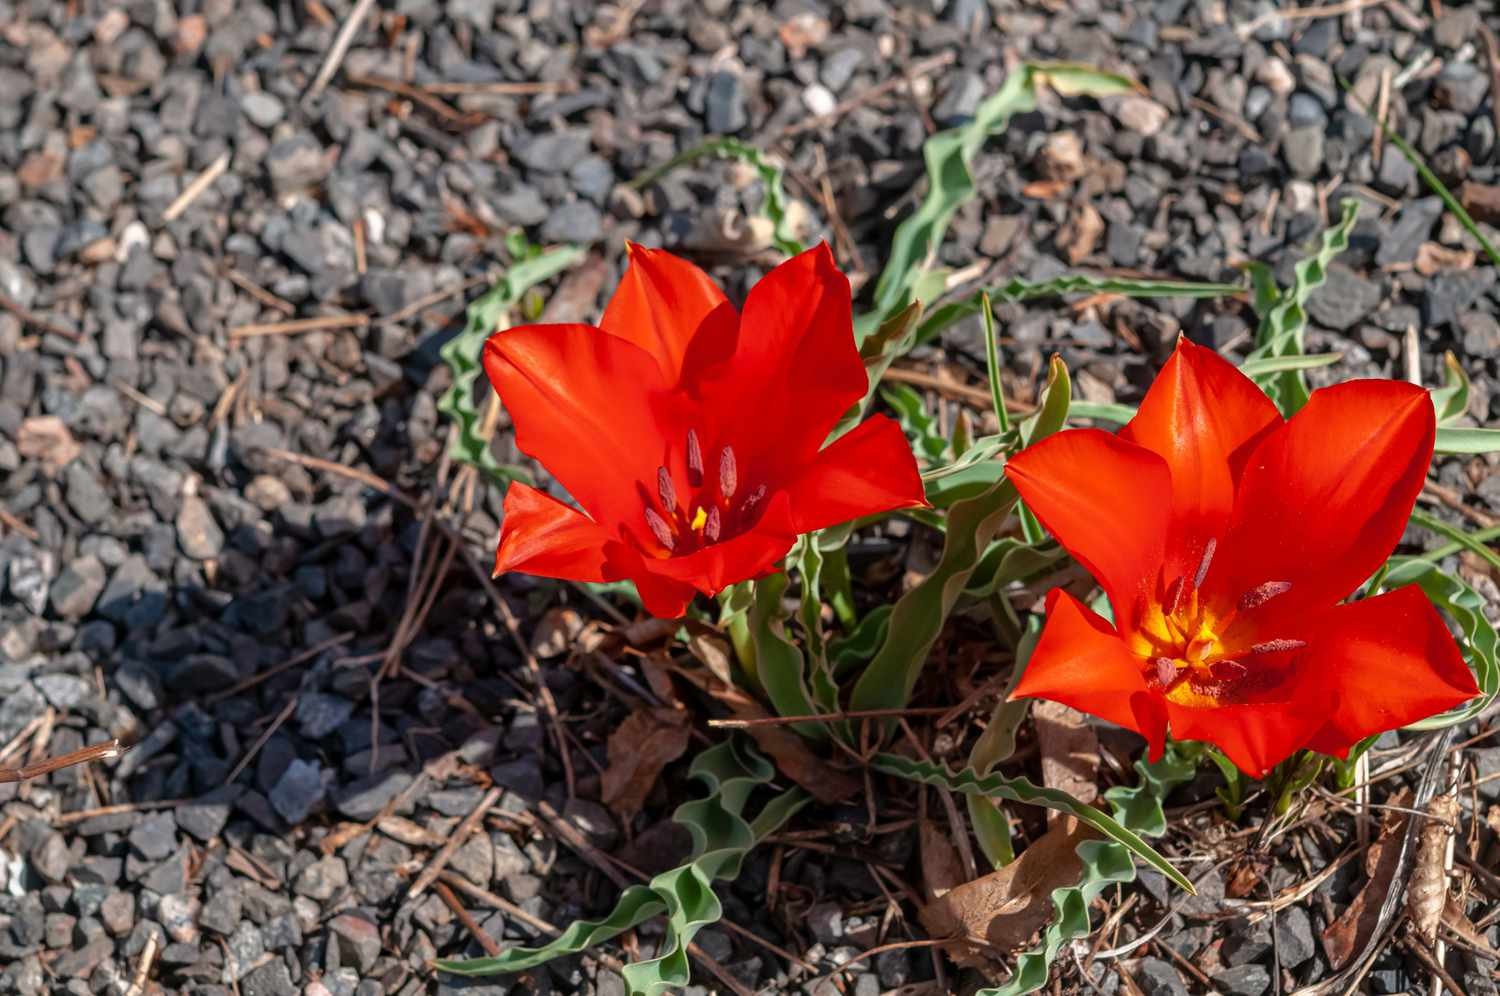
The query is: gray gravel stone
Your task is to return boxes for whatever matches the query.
[49,556,105,619]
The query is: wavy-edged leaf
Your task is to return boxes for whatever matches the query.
[849,480,1019,717]
[1383,557,1500,729]
[871,753,1192,891]
[438,244,585,482]
[1237,352,1343,378]
[1100,741,1202,838]
[1245,198,1359,414]
[630,137,804,257]
[858,66,1037,339]
[435,740,807,994]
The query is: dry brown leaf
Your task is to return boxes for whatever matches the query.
[600,707,693,821]
[1407,793,1459,942]
[1322,788,1412,969]
[1033,702,1099,820]
[530,606,583,658]
[1225,855,1269,899]
[920,819,967,901]
[919,816,1099,973]
[1415,242,1476,275]
[17,416,80,475]
[1021,178,1072,200]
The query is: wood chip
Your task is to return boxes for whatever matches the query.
[16,416,80,475]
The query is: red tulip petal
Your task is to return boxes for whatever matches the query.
[493,483,617,582]
[600,243,738,382]
[1119,339,1281,575]
[1216,380,1435,618]
[783,415,928,534]
[1300,586,1478,756]
[1011,590,1168,759]
[694,243,868,488]
[484,323,673,543]
[1163,698,1325,779]
[1005,429,1173,633]
[630,571,700,620]
[644,491,799,597]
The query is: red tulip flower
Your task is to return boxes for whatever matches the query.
[1006,340,1477,777]
[483,243,927,619]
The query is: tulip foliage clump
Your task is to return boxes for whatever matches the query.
[437,65,1500,996]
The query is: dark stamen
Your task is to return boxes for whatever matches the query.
[1163,576,1186,615]
[704,506,721,543]
[1249,638,1307,655]
[656,466,676,513]
[1238,580,1293,611]
[740,484,766,515]
[719,446,737,499]
[686,430,704,487]
[1193,538,1217,590]
[644,508,675,550]
[1154,657,1178,687]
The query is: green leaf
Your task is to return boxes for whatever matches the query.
[981,292,1011,434]
[871,753,1193,892]
[881,384,952,464]
[1434,426,1500,454]
[1068,401,1137,424]
[1383,556,1500,729]
[1236,352,1343,378]
[793,536,840,715]
[1016,354,1073,450]
[1410,508,1500,576]
[965,620,1041,869]
[437,243,585,483]
[1100,741,1202,838]
[915,274,1240,346]
[1430,351,1472,425]
[859,66,1039,339]
[435,741,806,994]
[1245,198,1360,414]
[965,538,1068,598]
[629,137,804,257]
[829,604,892,675]
[748,572,826,739]
[848,480,1019,718]
[839,301,926,435]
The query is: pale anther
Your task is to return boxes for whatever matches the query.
[719,446,738,499]
[656,466,676,513]
[1193,537,1217,590]
[1238,580,1293,611]
[644,508,675,550]
[686,430,704,487]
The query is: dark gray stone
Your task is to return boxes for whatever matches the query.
[1306,265,1382,331]
[1275,905,1316,968]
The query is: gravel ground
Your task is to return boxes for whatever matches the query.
[3,1,1500,994]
